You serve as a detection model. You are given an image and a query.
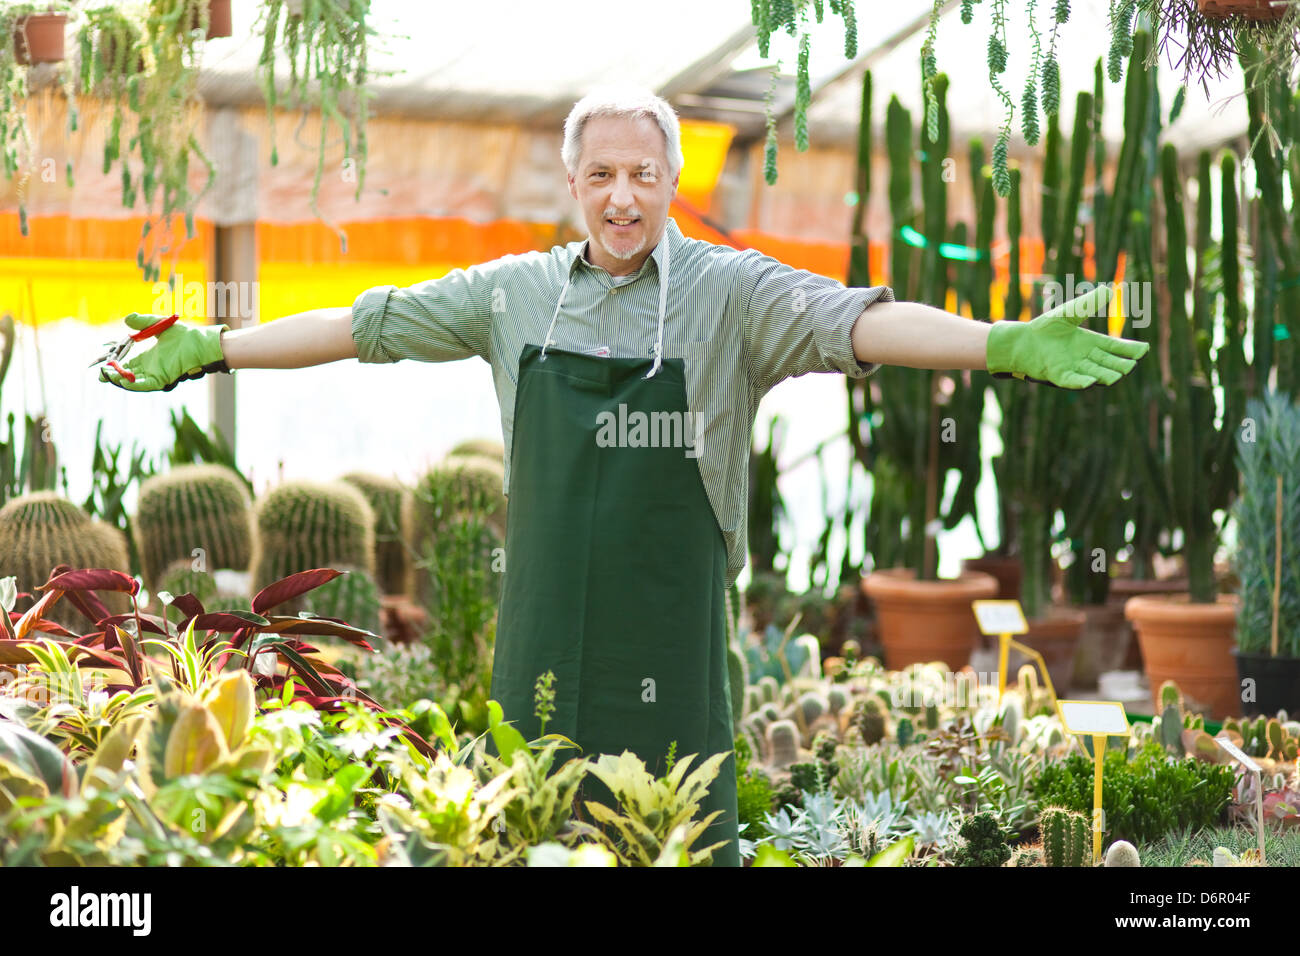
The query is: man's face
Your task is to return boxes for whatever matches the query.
[567,114,679,276]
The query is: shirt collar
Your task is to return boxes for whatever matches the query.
[570,216,678,281]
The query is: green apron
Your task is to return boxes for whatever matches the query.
[490,243,739,867]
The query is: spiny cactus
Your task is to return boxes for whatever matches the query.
[953,812,1012,867]
[757,675,779,705]
[157,557,219,608]
[340,472,413,596]
[408,459,506,606]
[827,685,849,716]
[766,719,800,769]
[896,716,915,748]
[1104,840,1140,867]
[786,690,827,729]
[135,464,255,591]
[0,492,132,626]
[1040,807,1089,867]
[855,697,887,746]
[250,480,376,593]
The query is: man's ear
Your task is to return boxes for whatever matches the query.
[567,173,577,201]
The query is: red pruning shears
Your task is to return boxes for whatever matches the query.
[89,314,179,382]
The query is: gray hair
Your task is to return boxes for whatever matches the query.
[561,86,684,180]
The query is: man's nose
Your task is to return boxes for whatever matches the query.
[610,172,635,208]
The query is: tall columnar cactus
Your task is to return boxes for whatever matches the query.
[1242,41,1300,396]
[134,464,255,591]
[250,480,376,594]
[727,642,748,731]
[852,71,983,581]
[341,472,414,596]
[1039,806,1089,867]
[0,492,131,626]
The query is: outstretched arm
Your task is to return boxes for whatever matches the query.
[222,307,357,369]
[849,283,1149,388]
[850,300,990,371]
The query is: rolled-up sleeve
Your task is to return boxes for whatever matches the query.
[351,260,503,364]
[739,249,895,393]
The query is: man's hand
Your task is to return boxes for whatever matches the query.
[986,284,1149,389]
[98,313,230,392]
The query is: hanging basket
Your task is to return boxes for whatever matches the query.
[13,13,67,65]
[1197,0,1289,20]
[187,0,233,39]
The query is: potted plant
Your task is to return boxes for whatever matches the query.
[1229,391,1300,716]
[9,1,68,64]
[1123,143,1254,720]
[852,70,996,672]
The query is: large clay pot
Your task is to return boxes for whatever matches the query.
[1006,606,1086,695]
[1108,578,1189,670]
[1072,602,1129,689]
[13,13,66,65]
[1125,593,1239,719]
[961,555,1022,602]
[862,568,998,672]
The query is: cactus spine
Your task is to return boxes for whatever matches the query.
[1040,807,1089,867]
[135,464,255,590]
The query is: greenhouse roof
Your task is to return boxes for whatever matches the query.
[197,0,1258,152]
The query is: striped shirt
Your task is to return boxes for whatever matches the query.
[351,216,895,587]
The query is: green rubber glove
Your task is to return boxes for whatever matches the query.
[98,313,230,392]
[986,283,1149,389]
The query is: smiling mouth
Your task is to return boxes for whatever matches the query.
[606,218,639,227]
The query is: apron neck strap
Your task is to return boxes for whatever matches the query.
[541,229,672,378]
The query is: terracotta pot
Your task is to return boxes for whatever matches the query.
[1108,578,1189,670]
[1072,601,1130,689]
[13,13,66,65]
[1006,606,1085,694]
[862,568,998,671]
[1125,593,1239,719]
[1197,0,1287,20]
[188,0,233,39]
[961,555,1022,602]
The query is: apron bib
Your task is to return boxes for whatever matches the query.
[489,239,739,867]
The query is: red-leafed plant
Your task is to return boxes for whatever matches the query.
[0,565,435,756]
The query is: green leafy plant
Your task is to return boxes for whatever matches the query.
[583,749,729,867]
[1033,739,1234,845]
[1231,391,1300,658]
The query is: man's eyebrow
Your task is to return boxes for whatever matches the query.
[584,159,658,172]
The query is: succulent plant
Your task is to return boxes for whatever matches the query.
[134,464,255,592]
[766,719,800,769]
[1104,840,1140,867]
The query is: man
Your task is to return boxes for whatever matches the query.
[99,86,1148,866]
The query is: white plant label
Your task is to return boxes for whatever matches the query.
[1057,700,1130,736]
[971,600,1028,636]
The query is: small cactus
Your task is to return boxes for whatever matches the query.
[1158,679,1183,711]
[766,719,800,768]
[855,698,887,746]
[1104,840,1141,867]
[827,685,849,716]
[1040,807,1089,867]
[896,716,915,748]
[923,702,940,730]
[786,691,827,728]
[757,675,779,704]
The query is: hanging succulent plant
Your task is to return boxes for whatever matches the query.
[256,0,375,251]
[749,0,857,184]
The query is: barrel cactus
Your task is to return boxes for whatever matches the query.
[447,437,505,464]
[409,459,506,606]
[1104,840,1140,867]
[341,472,413,596]
[855,697,887,746]
[250,481,376,615]
[0,492,132,627]
[766,719,800,769]
[157,557,219,608]
[135,464,255,591]
[1040,807,1089,867]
